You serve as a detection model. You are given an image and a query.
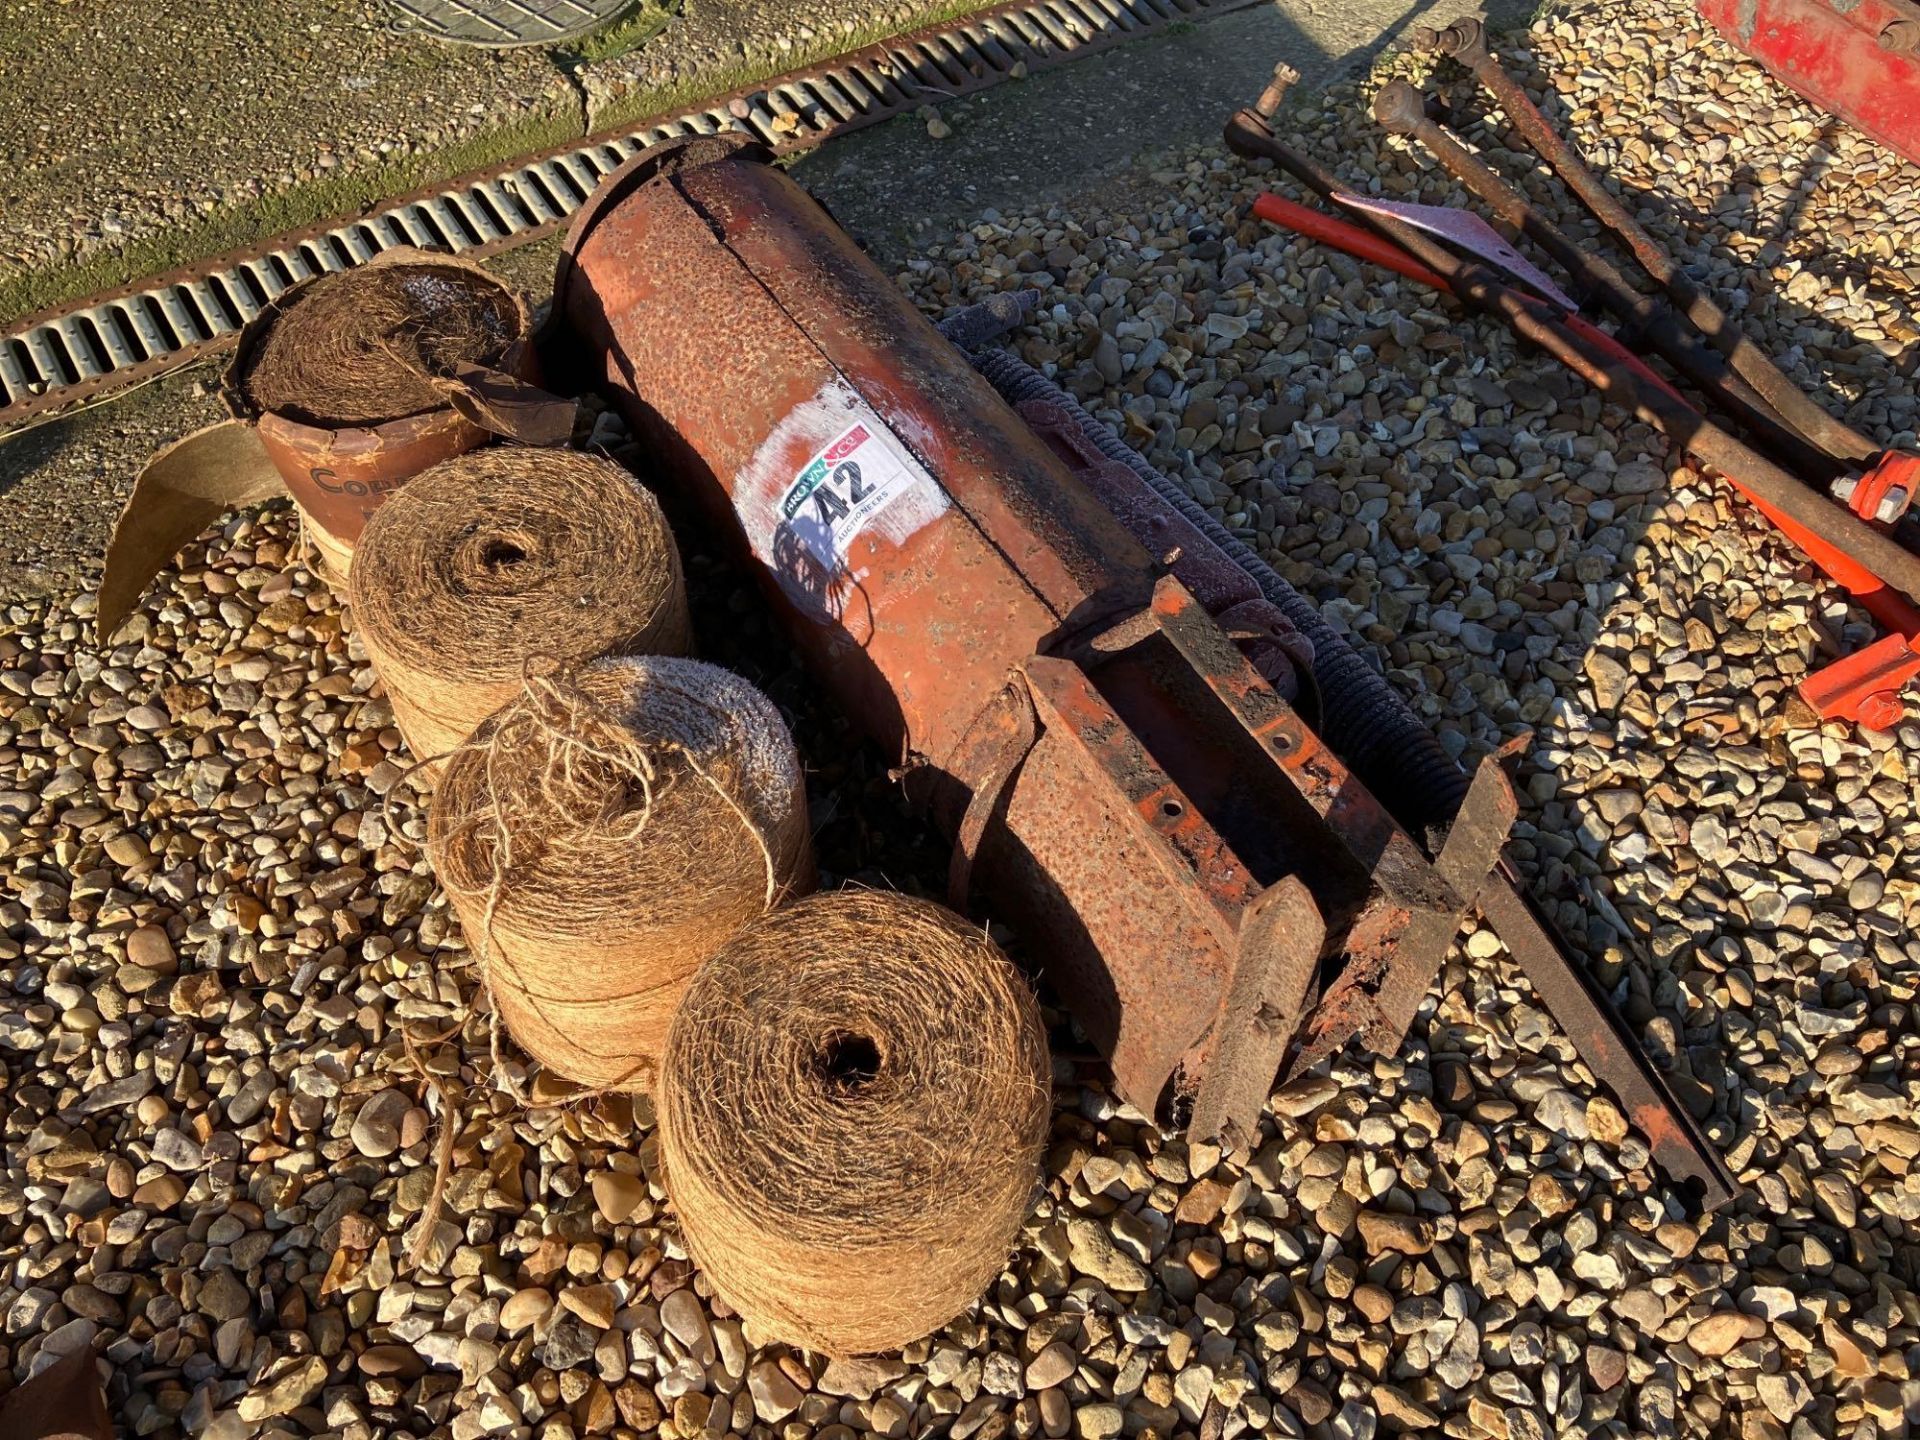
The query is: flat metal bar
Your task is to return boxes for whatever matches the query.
[53,319,106,380]
[1481,872,1739,1210]
[22,328,73,386]
[155,288,208,343]
[0,343,32,399]
[421,196,475,249]
[84,306,139,369]
[188,278,243,333]
[125,299,172,358]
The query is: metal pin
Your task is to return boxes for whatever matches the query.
[1253,61,1301,121]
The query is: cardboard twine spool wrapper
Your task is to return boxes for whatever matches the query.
[428,656,815,1090]
[95,248,574,639]
[349,446,692,761]
[660,891,1052,1356]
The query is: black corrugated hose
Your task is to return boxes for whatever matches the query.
[943,295,1470,839]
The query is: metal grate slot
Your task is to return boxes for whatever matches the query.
[57,318,107,381]
[551,156,602,201]
[1,0,1261,428]
[965,25,1022,69]
[195,277,247,332]
[507,170,565,225]
[94,306,143,368]
[913,38,970,88]
[25,329,77,388]
[808,74,861,123]
[229,264,273,313]
[129,297,175,357]
[0,341,32,404]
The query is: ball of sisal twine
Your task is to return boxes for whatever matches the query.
[240,262,522,428]
[428,656,814,1090]
[659,890,1052,1355]
[348,446,691,762]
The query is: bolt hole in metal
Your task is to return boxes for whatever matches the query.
[1161,798,1185,818]
[1269,731,1296,754]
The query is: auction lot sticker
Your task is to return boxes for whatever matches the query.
[736,379,951,621]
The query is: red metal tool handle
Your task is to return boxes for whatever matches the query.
[1251,193,1451,290]
[1249,187,1920,725]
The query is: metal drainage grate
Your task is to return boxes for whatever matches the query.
[385,0,638,48]
[0,0,1256,431]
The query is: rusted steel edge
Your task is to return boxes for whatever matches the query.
[0,0,1265,435]
[1417,16,1879,467]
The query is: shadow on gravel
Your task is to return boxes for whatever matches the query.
[800,0,1534,269]
[0,410,83,503]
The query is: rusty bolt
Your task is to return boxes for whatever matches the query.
[1422,15,1489,64]
[1881,17,1920,52]
[1254,61,1303,121]
[1372,78,1428,135]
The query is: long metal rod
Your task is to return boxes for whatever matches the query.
[1370,79,1843,484]
[1246,164,1920,638]
[1223,109,1920,604]
[1226,105,1742,1207]
[1419,16,1880,466]
[1481,869,1737,1209]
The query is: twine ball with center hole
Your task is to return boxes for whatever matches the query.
[348,447,692,762]
[427,655,815,1091]
[659,890,1052,1356]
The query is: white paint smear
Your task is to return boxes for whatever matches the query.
[734,379,950,621]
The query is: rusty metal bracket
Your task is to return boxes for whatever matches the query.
[1189,877,1326,1147]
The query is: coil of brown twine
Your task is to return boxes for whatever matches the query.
[659,890,1052,1356]
[240,261,521,428]
[428,656,814,1090]
[348,447,692,761]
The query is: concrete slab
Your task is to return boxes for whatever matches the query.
[0,0,1520,603]
[0,0,989,328]
[796,0,1529,267]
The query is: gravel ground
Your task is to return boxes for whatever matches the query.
[5,2,1920,1439]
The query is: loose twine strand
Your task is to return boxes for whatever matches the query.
[422,656,808,1094]
[388,657,808,1269]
